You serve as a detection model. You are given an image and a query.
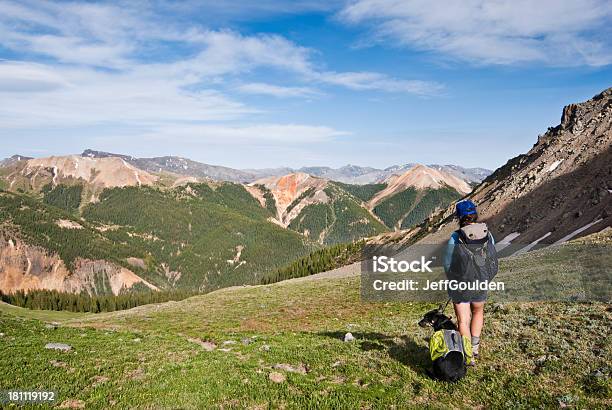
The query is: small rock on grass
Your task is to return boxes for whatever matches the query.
[260,344,271,352]
[50,360,67,368]
[187,338,216,351]
[492,303,507,313]
[344,332,355,342]
[273,363,308,375]
[91,375,110,387]
[45,343,72,352]
[269,371,286,383]
[58,399,85,409]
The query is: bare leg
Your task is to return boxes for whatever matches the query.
[453,302,472,339]
[470,302,485,337]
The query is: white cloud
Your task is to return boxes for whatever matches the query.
[0,61,69,92]
[0,0,440,150]
[135,123,349,143]
[340,0,612,66]
[0,61,251,128]
[317,71,443,95]
[237,82,321,98]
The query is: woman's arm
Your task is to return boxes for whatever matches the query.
[444,232,459,273]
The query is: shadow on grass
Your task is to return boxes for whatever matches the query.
[317,331,432,376]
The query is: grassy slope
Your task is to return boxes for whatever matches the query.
[82,184,315,290]
[0,242,610,409]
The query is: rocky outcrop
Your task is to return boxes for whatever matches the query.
[0,237,158,295]
[1,155,159,193]
[418,88,612,246]
[25,156,158,188]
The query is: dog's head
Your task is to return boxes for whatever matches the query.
[418,308,457,331]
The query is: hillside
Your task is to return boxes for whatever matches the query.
[0,182,315,295]
[367,165,468,230]
[0,155,159,199]
[248,168,469,243]
[0,235,609,408]
[0,190,161,295]
[82,149,255,183]
[250,173,387,244]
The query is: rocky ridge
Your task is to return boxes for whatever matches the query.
[417,87,612,246]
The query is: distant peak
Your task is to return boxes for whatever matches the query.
[10,154,32,161]
[81,149,135,161]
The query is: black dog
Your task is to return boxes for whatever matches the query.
[419,308,467,382]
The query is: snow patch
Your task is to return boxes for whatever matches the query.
[548,160,563,172]
[513,232,551,255]
[497,232,520,251]
[499,232,520,243]
[553,219,603,244]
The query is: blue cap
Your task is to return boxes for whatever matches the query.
[455,200,477,218]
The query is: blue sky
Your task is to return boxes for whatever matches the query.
[0,0,610,170]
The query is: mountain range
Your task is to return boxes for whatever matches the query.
[1,87,610,299]
[80,149,491,184]
[0,150,471,295]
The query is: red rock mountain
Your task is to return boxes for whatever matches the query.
[368,164,471,208]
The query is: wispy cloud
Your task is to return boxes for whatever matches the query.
[127,123,350,144]
[0,0,442,149]
[339,0,612,66]
[316,71,444,95]
[237,82,322,98]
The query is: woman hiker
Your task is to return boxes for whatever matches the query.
[443,199,497,364]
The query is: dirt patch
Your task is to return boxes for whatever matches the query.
[125,257,146,269]
[58,399,85,409]
[56,220,84,230]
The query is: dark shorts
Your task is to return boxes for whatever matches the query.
[449,289,488,304]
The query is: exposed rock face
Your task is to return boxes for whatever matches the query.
[419,88,612,246]
[0,154,32,167]
[0,237,158,295]
[252,172,329,225]
[368,164,471,208]
[20,155,158,188]
[82,149,255,183]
